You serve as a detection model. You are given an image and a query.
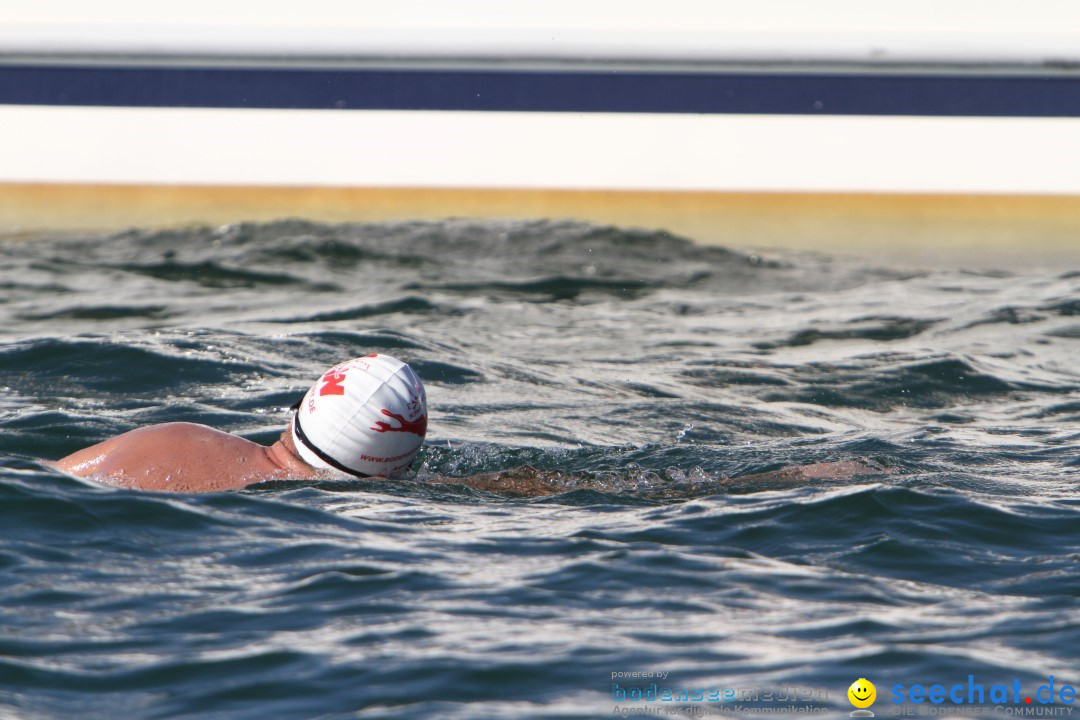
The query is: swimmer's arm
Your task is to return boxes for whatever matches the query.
[426,465,573,497]
[425,460,893,498]
[734,460,895,483]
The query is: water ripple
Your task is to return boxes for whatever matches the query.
[0,220,1076,719]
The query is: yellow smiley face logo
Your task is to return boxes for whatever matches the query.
[848,678,876,708]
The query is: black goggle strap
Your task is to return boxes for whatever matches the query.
[292,409,371,479]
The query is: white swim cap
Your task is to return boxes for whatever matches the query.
[291,354,427,478]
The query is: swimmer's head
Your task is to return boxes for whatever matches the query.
[291,354,427,478]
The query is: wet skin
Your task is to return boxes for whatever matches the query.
[424,460,887,497]
[51,422,321,493]
[50,421,889,495]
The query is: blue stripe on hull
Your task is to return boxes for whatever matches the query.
[2,63,1079,116]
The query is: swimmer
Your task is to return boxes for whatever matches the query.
[50,353,888,495]
[51,354,428,493]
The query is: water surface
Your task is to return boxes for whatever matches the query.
[1,220,1077,719]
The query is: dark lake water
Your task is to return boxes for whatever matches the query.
[1,220,1077,719]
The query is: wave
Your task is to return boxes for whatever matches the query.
[1,218,1077,719]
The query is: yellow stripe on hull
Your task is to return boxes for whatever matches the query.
[2,183,1078,266]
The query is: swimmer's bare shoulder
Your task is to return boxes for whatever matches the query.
[50,422,320,492]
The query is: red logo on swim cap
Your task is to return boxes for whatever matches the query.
[318,367,348,396]
[371,409,428,437]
